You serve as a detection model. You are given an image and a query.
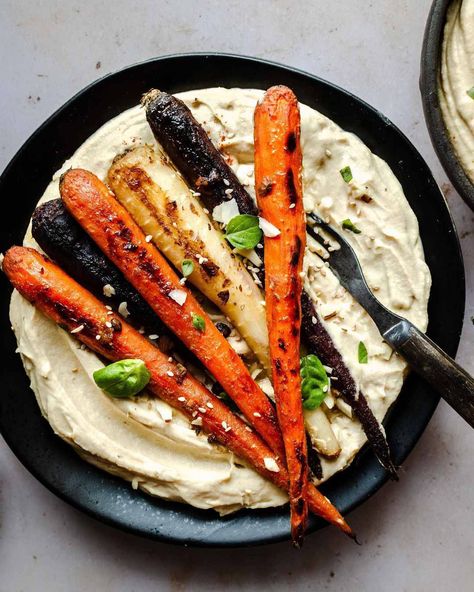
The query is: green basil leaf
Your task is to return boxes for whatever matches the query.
[181,259,194,277]
[300,354,329,410]
[225,214,263,249]
[93,359,150,398]
[467,87,474,100]
[358,341,368,364]
[191,312,206,332]
[340,165,353,183]
[341,218,361,234]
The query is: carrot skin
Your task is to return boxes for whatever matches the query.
[254,86,309,547]
[4,246,353,537]
[3,247,284,480]
[59,169,285,460]
[145,89,394,477]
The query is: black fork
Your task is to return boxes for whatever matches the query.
[306,213,474,428]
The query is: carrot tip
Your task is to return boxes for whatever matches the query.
[348,531,361,545]
[292,538,303,550]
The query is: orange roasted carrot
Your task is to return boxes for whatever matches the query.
[4,246,353,538]
[59,169,285,460]
[254,86,309,547]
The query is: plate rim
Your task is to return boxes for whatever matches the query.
[0,52,465,547]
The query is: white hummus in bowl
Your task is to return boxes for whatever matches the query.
[439,0,474,184]
[10,88,431,514]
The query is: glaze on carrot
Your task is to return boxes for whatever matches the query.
[3,246,353,537]
[59,169,286,459]
[254,86,309,547]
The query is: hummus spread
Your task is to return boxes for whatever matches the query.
[439,0,474,183]
[10,88,431,514]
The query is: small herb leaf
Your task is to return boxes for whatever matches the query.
[191,312,206,332]
[340,165,353,183]
[300,354,329,410]
[93,359,150,398]
[225,214,263,249]
[358,341,368,364]
[467,87,474,100]
[342,218,361,234]
[181,259,194,277]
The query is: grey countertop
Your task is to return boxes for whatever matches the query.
[1,1,473,590]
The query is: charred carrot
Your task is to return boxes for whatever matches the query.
[32,199,163,334]
[59,169,285,459]
[254,86,309,547]
[143,90,253,216]
[301,293,397,477]
[144,89,395,475]
[3,246,353,537]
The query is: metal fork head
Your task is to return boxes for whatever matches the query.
[306,213,363,277]
[306,213,401,334]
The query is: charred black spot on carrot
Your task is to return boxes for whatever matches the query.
[278,338,286,351]
[258,177,274,197]
[295,443,305,463]
[285,131,297,153]
[123,166,152,192]
[275,359,283,374]
[110,318,122,332]
[137,260,171,292]
[201,260,219,277]
[290,236,302,266]
[295,497,306,514]
[286,169,298,204]
[51,299,80,324]
[167,200,178,211]
[174,363,187,384]
[217,290,230,304]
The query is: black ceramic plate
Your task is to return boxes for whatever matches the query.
[420,0,474,210]
[0,53,465,547]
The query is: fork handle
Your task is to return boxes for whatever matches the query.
[384,321,474,428]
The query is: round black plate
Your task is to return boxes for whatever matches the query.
[0,53,465,547]
[420,0,474,210]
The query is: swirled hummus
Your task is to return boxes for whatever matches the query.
[439,0,474,183]
[10,88,431,514]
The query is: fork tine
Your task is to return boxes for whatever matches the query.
[306,223,329,249]
[307,213,351,251]
[305,223,333,262]
[307,213,338,239]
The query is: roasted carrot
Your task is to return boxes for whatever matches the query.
[59,169,285,459]
[254,86,309,547]
[144,89,394,474]
[3,246,353,537]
